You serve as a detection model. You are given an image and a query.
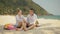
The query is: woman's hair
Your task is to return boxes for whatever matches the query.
[17,9,23,14]
[17,9,20,13]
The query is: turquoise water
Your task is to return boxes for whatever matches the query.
[38,15,60,20]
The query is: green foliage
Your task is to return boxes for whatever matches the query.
[0,0,48,15]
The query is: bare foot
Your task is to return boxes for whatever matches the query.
[23,28,28,31]
[36,24,40,27]
[16,28,22,31]
[35,20,40,27]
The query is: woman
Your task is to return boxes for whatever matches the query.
[15,9,27,31]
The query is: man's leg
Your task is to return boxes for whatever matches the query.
[27,24,36,30]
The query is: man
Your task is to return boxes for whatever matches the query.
[26,8,37,30]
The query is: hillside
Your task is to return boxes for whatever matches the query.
[0,0,50,15]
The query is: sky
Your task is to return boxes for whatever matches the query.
[32,0,60,15]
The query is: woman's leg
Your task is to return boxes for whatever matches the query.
[22,21,27,31]
[17,22,22,28]
[16,22,23,31]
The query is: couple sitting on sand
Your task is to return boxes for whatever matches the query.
[15,8,39,31]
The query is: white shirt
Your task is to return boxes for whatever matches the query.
[27,14,37,24]
[16,15,25,26]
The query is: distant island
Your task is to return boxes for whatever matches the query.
[0,0,52,15]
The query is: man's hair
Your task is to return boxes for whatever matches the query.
[29,8,35,13]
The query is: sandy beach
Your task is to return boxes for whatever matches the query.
[0,15,60,27]
[0,15,60,34]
